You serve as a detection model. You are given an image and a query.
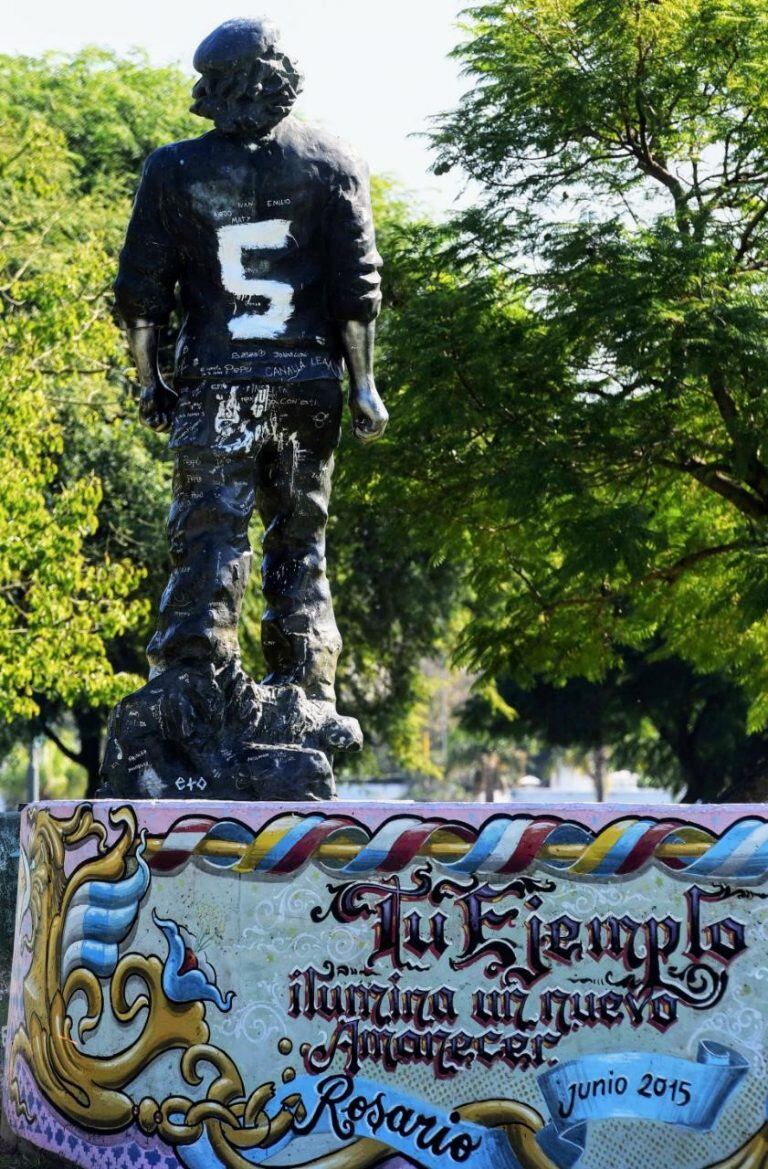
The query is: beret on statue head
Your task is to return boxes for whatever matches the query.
[193,17,283,75]
[191,17,304,134]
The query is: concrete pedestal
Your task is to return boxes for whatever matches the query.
[4,799,768,1169]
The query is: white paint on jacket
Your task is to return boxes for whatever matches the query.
[217,220,294,340]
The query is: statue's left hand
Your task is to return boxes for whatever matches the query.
[139,377,178,433]
[350,381,389,444]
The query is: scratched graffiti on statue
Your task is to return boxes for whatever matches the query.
[5,801,768,1169]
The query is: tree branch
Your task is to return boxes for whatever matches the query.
[660,457,768,520]
[535,540,753,614]
[41,723,84,767]
[707,369,768,497]
[734,198,768,266]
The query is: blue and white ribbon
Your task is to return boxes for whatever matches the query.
[60,838,150,981]
[536,1042,748,1167]
[174,1072,523,1169]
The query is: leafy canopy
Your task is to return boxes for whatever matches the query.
[374,0,768,748]
[0,107,145,720]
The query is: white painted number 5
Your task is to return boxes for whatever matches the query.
[217,220,294,341]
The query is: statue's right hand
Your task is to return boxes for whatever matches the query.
[139,379,178,433]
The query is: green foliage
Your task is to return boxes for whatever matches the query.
[0,50,195,776]
[0,105,145,722]
[461,653,759,800]
[358,0,768,793]
[10,18,768,793]
[4,49,198,193]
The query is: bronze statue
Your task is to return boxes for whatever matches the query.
[99,18,387,801]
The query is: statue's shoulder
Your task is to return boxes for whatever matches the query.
[141,134,215,178]
[277,119,369,182]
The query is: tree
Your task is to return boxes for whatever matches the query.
[4,49,200,195]
[462,651,764,802]
[0,51,197,792]
[358,0,768,796]
[0,105,145,728]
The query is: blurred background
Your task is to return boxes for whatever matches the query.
[4,0,768,807]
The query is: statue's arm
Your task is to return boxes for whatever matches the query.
[126,322,178,433]
[325,158,388,444]
[114,151,179,433]
[339,319,388,443]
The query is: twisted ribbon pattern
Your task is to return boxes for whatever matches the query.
[145,813,768,883]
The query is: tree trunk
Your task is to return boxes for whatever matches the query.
[591,746,607,802]
[656,705,720,803]
[720,732,768,803]
[475,750,501,803]
[680,770,711,804]
[75,707,105,798]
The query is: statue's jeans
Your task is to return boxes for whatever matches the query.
[147,378,343,703]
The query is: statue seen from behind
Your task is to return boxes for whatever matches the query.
[99,17,387,801]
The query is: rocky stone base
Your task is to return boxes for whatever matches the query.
[97,661,362,801]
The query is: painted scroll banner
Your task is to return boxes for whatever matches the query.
[174,1072,522,1169]
[537,1043,749,1166]
[5,800,768,1169]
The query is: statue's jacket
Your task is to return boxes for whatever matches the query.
[114,118,382,384]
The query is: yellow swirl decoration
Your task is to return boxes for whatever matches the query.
[707,1122,768,1168]
[7,802,768,1169]
[458,1101,557,1169]
[10,804,209,1132]
[6,803,362,1169]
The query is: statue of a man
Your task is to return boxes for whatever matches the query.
[103,18,387,799]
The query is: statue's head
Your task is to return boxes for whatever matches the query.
[191,17,303,137]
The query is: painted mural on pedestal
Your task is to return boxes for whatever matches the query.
[5,799,768,1169]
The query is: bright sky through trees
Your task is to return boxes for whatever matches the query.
[4,0,468,212]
